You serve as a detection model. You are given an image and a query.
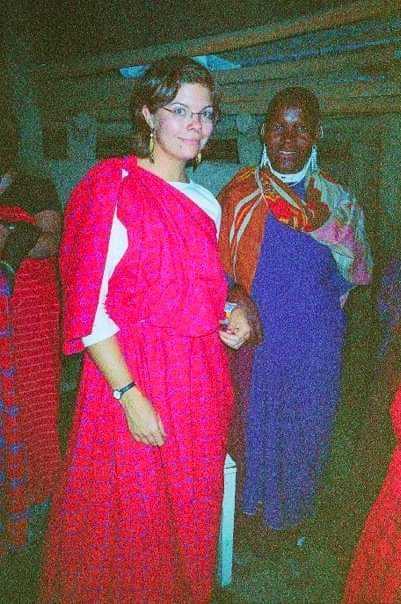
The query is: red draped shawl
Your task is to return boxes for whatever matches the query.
[61,156,227,350]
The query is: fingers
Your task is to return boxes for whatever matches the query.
[227,303,264,346]
[230,326,251,341]
[125,412,166,447]
[122,393,166,447]
[157,414,166,439]
[220,317,251,349]
[131,425,165,447]
[152,425,165,447]
[143,416,166,447]
[227,309,251,342]
[219,330,247,350]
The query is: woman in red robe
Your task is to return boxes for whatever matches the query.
[40,56,249,604]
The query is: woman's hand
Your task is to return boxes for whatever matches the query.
[226,284,264,345]
[120,387,166,447]
[219,307,251,350]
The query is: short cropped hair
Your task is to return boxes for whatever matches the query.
[130,55,219,157]
[265,86,321,131]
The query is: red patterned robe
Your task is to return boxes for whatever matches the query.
[41,157,233,603]
[344,385,401,604]
[0,205,61,554]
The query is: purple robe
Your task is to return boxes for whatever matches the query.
[242,180,351,530]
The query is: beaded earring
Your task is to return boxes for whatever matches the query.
[195,151,202,166]
[260,144,268,168]
[259,122,267,168]
[311,145,319,172]
[149,130,155,163]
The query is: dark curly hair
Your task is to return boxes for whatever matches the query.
[130,55,220,157]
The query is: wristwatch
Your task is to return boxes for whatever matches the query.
[112,381,135,400]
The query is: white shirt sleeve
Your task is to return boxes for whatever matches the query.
[81,209,128,346]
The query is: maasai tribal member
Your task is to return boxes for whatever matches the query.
[0,136,61,555]
[219,87,372,552]
[41,56,250,604]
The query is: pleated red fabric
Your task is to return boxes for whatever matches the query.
[13,256,61,502]
[343,388,401,604]
[41,157,233,603]
[0,205,61,554]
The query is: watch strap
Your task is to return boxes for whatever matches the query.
[113,381,135,400]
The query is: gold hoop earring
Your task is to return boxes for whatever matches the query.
[195,151,202,166]
[149,130,155,163]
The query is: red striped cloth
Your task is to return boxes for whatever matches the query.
[0,205,61,554]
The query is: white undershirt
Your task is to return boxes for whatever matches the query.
[82,176,221,346]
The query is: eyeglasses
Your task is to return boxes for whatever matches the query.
[162,104,215,125]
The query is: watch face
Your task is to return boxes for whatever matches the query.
[113,390,121,400]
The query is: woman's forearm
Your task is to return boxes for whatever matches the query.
[87,334,135,392]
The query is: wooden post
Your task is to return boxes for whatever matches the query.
[379,114,401,234]
[236,114,262,166]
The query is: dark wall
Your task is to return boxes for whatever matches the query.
[0,42,17,137]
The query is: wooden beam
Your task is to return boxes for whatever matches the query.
[31,0,399,79]
[222,95,401,116]
[215,45,398,85]
[222,79,401,103]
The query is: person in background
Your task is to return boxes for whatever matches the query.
[0,134,61,555]
[343,381,401,604]
[40,56,250,604]
[218,87,372,554]
[328,250,401,571]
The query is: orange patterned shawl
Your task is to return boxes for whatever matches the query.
[218,166,330,294]
[219,165,373,295]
